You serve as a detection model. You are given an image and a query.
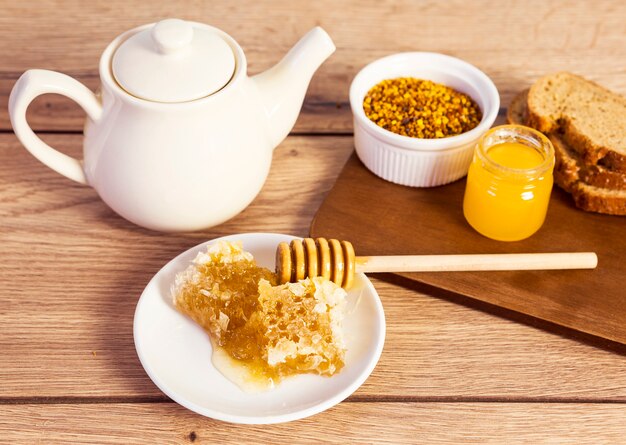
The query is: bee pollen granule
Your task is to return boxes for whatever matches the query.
[363,77,482,139]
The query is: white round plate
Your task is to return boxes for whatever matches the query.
[134,233,386,424]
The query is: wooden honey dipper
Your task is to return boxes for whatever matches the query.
[276,238,598,289]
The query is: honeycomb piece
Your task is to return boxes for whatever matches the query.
[172,241,347,387]
[258,277,347,376]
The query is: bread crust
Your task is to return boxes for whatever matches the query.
[506,89,529,126]
[507,90,626,215]
[561,119,626,171]
[549,134,626,191]
[526,72,626,173]
[572,183,626,215]
[549,134,579,194]
[551,133,626,215]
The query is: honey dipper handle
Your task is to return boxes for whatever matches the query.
[355,252,598,273]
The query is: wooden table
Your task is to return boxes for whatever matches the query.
[1,1,625,443]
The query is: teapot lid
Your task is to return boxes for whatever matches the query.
[112,19,235,103]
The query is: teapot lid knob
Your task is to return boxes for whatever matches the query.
[151,19,193,55]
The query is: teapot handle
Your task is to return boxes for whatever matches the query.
[9,69,102,185]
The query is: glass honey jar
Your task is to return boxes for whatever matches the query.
[463,125,555,241]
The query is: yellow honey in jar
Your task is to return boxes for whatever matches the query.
[463,125,555,241]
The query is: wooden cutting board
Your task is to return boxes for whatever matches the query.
[311,153,626,344]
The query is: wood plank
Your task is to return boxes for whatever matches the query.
[2,402,626,444]
[0,76,352,134]
[1,0,625,132]
[2,0,625,70]
[2,134,626,400]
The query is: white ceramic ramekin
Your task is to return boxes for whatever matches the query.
[350,52,499,187]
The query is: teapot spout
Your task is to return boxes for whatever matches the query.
[252,27,335,148]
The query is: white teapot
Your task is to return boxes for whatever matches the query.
[9,19,335,231]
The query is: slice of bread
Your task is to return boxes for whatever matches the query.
[548,134,579,194]
[572,182,626,215]
[508,90,626,215]
[549,134,626,192]
[506,88,529,127]
[526,72,626,172]
[550,135,626,214]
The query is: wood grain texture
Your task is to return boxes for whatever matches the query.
[2,134,626,401]
[2,1,626,442]
[2,402,626,444]
[311,154,626,343]
[1,0,625,132]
